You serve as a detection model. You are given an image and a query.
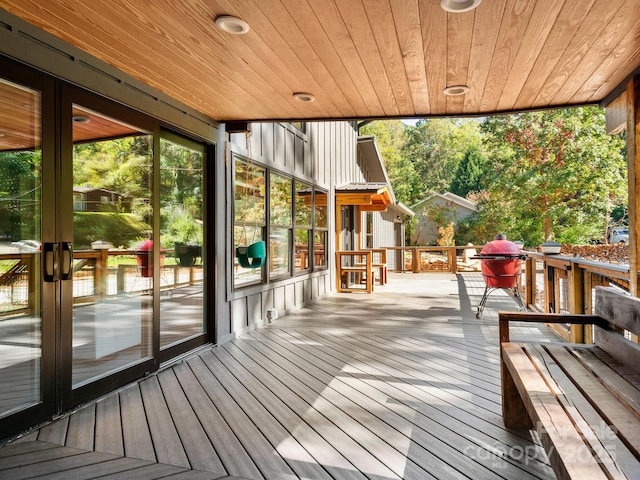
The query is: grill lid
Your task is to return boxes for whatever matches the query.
[480,238,521,256]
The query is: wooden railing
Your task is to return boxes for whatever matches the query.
[382,245,634,344]
[385,245,481,273]
[521,251,630,343]
[0,249,203,317]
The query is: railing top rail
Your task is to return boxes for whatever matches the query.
[524,251,630,279]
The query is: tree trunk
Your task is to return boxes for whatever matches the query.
[543,216,553,241]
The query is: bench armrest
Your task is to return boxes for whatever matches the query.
[498,311,606,343]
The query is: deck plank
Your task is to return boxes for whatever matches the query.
[171,361,264,480]
[201,349,361,480]
[248,327,553,478]
[95,389,124,456]
[120,383,156,462]
[66,403,96,451]
[0,273,562,480]
[216,345,405,478]
[186,355,299,480]
[139,375,190,468]
[156,368,226,474]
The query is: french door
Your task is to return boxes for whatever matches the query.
[0,59,208,439]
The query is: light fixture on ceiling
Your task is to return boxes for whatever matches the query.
[443,85,469,96]
[72,115,91,124]
[214,15,250,35]
[293,92,315,103]
[440,0,481,13]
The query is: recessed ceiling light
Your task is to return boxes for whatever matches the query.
[73,115,91,124]
[440,0,481,13]
[293,92,315,103]
[214,15,250,35]
[443,85,470,96]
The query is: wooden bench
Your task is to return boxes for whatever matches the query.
[336,251,373,293]
[499,286,640,480]
[355,248,387,286]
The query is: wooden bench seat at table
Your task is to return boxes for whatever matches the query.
[336,251,373,293]
[499,286,640,480]
[354,248,387,286]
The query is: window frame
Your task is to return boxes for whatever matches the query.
[268,170,293,280]
[232,157,266,289]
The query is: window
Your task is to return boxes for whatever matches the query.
[159,132,206,348]
[269,172,292,278]
[234,159,265,286]
[294,180,312,273]
[290,121,306,133]
[314,190,328,268]
[365,211,374,248]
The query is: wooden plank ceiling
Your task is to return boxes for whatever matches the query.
[2,0,640,122]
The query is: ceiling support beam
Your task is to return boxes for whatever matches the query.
[627,76,640,296]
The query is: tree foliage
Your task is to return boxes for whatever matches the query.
[358,108,626,248]
[475,107,626,246]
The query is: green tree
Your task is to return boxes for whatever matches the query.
[450,145,486,198]
[0,151,40,240]
[402,119,483,204]
[476,107,626,247]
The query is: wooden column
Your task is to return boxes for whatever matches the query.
[627,76,640,296]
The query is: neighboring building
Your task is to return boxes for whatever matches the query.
[410,192,476,245]
[73,187,124,212]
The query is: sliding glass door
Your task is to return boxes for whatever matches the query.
[0,58,211,437]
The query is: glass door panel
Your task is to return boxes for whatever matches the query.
[0,78,43,417]
[159,133,205,348]
[71,105,153,388]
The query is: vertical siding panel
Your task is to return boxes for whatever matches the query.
[284,284,295,310]
[247,293,262,328]
[275,124,285,167]
[274,286,286,317]
[263,123,274,163]
[231,298,247,333]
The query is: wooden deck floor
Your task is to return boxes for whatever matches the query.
[0,272,560,480]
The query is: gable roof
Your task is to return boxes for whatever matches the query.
[411,192,477,212]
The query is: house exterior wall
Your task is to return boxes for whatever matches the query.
[0,8,405,439]
[411,197,476,245]
[220,121,359,342]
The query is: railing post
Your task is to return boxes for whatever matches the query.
[117,264,126,294]
[568,261,585,343]
[449,247,457,273]
[95,249,109,299]
[412,247,420,273]
[544,263,555,313]
[524,257,535,307]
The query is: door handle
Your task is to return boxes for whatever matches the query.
[60,242,73,280]
[43,242,58,282]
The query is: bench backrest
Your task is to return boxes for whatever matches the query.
[594,286,640,375]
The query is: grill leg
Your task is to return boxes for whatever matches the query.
[512,287,526,311]
[476,285,490,318]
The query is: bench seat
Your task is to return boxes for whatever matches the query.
[499,287,640,480]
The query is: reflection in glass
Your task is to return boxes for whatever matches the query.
[0,79,42,417]
[314,190,328,268]
[159,136,205,348]
[72,105,152,388]
[270,173,292,277]
[314,231,327,268]
[234,160,265,286]
[295,181,312,272]
[295,228,310,271]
